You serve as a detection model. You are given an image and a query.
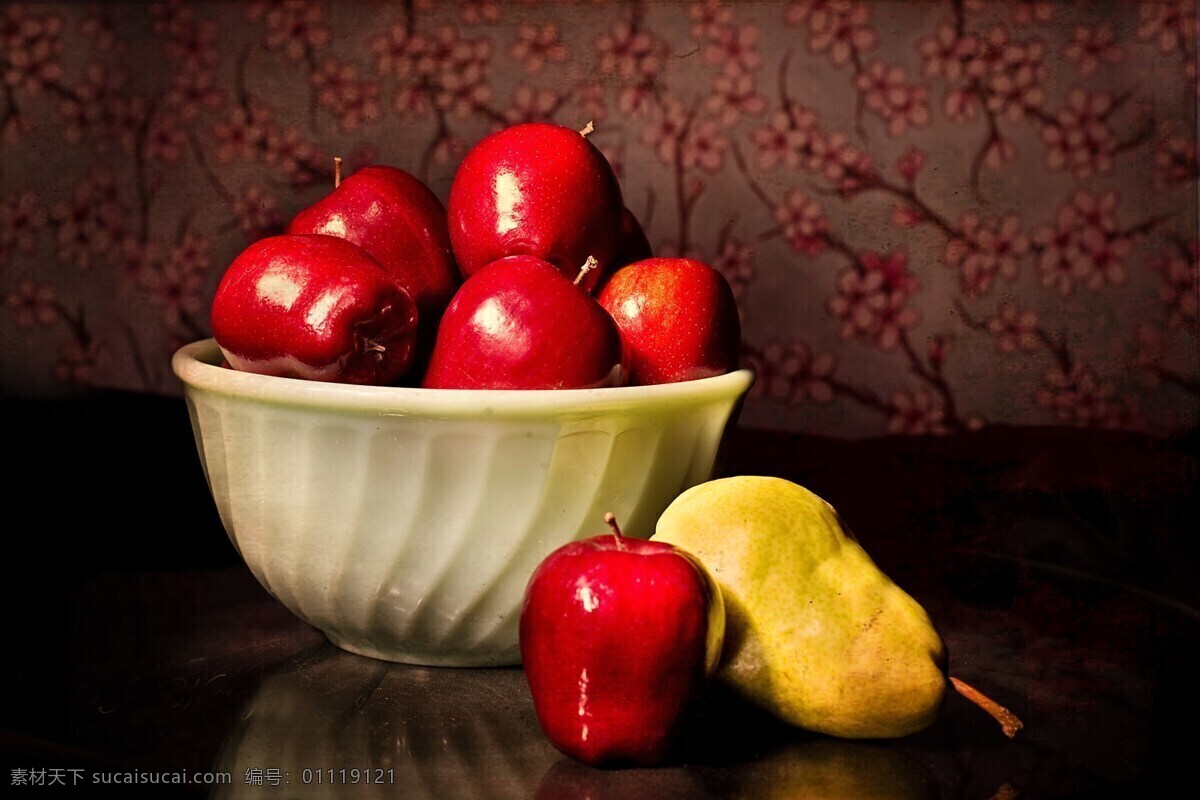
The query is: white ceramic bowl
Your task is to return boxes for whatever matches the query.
[173,338,753,666]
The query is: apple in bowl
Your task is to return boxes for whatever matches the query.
[598,257,742,386]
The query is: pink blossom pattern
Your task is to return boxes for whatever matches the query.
[212,102,273,163]
[232,184,283,242]
[420,27,493,118]
[460,0,500,26]
[683,117,728,173]
[928,24,1047,123]
[975,27,1047,121]
[986,302,1041,353]
[917,21,1050,183]
[705,71,766,126]
[1034,363,1133,428]
[57,64,147,150]
[0,2,1193,433]
[503,85,560,124]
[55,338,100,385]
[0,190,46,262]
[712,234,755,304]
[1040,89,1119,179]
[596,18,667,116]
[311,58,382,131]
[4,279,59,329]
[263,126,323,180]
[50,169,127,271]
[943,213,1029,295]
[1034,191,1133,295]
[510,23,568,74]
[641,98,690,165]
[750,104,820,170]
[1065,24,1124,77]
[597,19,667,80]
[1137,1,1197,56]
[1011,2,1054,26]
[854,60,930,137]
[755,339,836,405]
[1150,244,1199,329]
[703,24,763,75]
[895,147,926,182]
[164,70,223,120]
[139,232,209,327]
[887,389,948,435]
[372,24,496,120]
[247,0,331,62]
[1,4,64,97]
[773,189,828,255]
[143,112,187,163]
[153,1,218,71]
[827,250,921,350]
[689,1,732,42]
[786,1,879,68]
[1155,133,1197,186]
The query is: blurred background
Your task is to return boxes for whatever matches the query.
[1,0,1196,437]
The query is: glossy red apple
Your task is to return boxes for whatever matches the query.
[211,234,418,385]
[598,257,741,385]
[422,254,623,390]
[447,122,624,292]
[612,207,653,269]
[520,514,725,767]
[286,164,457,347]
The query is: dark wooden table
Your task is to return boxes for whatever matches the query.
[3,392,1197,798]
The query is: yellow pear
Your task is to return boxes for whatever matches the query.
[651,475,949,739]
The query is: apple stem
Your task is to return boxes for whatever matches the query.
[603,512,626,549]
[578,120,595,137]
[573,256,599,286]
[363,339,386,360]
[949,676,1024,739]
[334,156,343,188]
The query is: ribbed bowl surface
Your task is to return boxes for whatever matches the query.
[173,339,753,666]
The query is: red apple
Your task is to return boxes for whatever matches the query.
[211,234,418,385]
[422,254,623,390]
[447,122,624,292]
[286,164,457,347]
[598,257,741,385]
[520,514,725,767]
[612,207,653,269]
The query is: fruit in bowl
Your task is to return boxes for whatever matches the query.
[286,163,459,352]
[422,255,623,390]
[447,121,624,291]
[184,121,754,667]
[172,338,753,666]
[209,234,419,385]
[599,257,741,386]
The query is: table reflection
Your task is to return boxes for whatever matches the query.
[211,647,558,799]
[210,644,942,799]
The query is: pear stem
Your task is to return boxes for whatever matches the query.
[578,120,595,137]
[950,676,1024,739]
[574,255,599,286]
[334,156,343,188]
[604,512,625,549]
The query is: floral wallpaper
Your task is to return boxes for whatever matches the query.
[1,0,1196,438]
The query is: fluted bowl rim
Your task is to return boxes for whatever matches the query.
[172,338,756,418]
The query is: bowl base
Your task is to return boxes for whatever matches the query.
[324,632,522,668]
